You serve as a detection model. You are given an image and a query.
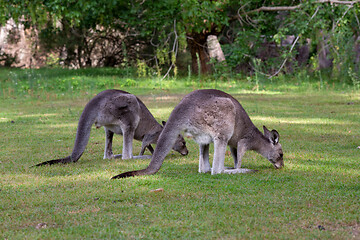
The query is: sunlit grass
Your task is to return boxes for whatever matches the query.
[0,69,360,239]
[252,115,355,125]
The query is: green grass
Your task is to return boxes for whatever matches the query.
[0,68,360,239]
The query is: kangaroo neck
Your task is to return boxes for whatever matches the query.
[247,127,271,158]
[145,124,180,174]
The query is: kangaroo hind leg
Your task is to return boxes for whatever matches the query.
[104,127,115,159]
[119,126,135,159]
[211,139,227,175]
[199,144,211,173]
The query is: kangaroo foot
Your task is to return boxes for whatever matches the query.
[132,155,152,160]
[113,154,151,160]
[223,168,258,174]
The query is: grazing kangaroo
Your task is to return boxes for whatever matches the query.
[112,89,283,179]
[33,89,188,167]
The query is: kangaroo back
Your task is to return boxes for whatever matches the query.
[34,89,188,168]
[111,89,284,179]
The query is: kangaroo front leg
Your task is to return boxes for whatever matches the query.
[139,134,155,157]
[146,145,154,154]
[104,128,115,159]
[133,144,152,159]
[230,146,237,168]
[211,139,227,175]
[139,143,147,156]
[224,141,257,174]
[235,140,246,169]
[199,144,211,173]
[137,136,152,159]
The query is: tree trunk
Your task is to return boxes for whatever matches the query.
[187,33,211,75]
[317,30,333,69]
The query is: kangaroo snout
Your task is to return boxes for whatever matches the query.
[273,158,284,169]
[180,149,189,156]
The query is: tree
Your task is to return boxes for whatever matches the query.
[1,0,359,81]
[0,0,231,73]
[228,0,360,79]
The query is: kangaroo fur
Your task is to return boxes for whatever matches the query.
[112,89,283,179]
[33,89,188,167]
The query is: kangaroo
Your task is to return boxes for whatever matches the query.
[33,89,188,167]
[112,89,283,179]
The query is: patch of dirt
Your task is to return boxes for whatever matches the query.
[297,221,360,238]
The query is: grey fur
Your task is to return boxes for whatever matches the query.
[33,89,188,167]
[112,89,283,179]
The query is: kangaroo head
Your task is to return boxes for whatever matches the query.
[162,121,189,156]
[263,126,283,169]
[173,134,189,156]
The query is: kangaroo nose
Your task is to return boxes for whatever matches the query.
[274,160,284,169]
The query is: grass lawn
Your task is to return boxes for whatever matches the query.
[0,69,359,239]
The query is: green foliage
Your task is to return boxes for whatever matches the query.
[0,68,135,97]
[1,0,360,80]
[221,1,360,81]
[136,60,148,78]
[348,67,360,90]
[1,68,360,101]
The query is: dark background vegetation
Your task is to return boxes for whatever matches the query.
[0,0,359,86]
[1,2,360,239]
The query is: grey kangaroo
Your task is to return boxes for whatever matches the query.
[112,89,283,179]
[34,89,188,167]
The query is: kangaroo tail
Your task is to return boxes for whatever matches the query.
[33,100,98,167]
[111,168,149,179]
[111,121,182,179]
[31,156,72,167]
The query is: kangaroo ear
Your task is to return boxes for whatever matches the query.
[162,121,166,126]
[270,130,280,144]
[263,125,270,137]
[263,126,279,144]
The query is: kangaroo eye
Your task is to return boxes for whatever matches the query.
[280,153,283,158]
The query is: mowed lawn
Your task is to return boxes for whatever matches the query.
[1,87,359,239]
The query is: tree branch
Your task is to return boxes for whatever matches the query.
[316,0,359,4]
[161,19,178,80]
[247,5,301,14]
[245,0,359,15]
[269,6,320,79]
